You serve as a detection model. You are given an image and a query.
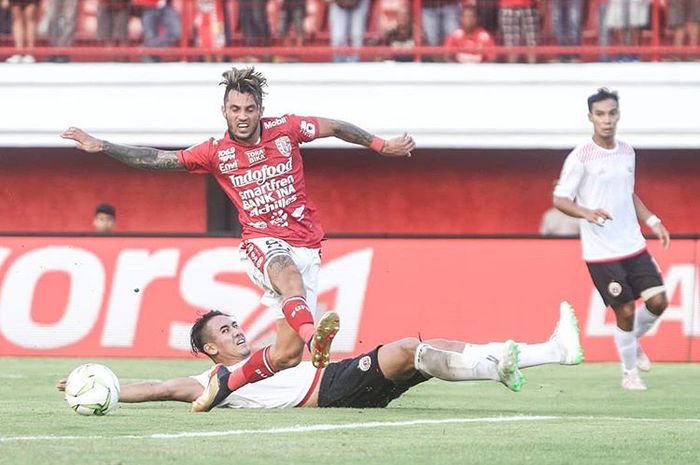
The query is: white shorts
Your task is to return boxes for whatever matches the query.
[240,237,321,320]
[605,0,649,28]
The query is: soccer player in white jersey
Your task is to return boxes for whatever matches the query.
[57,307,583,409]
[553,88,671,391]
[61,67,415,411]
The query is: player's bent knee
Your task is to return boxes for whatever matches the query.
[396,338,421,364]
[645,293,668,315]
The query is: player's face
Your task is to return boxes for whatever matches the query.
[203,316,251,362]
[222,91,263,144]
[588,99,620,141]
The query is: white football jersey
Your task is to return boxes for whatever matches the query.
[192,360,319,409]
[554,139,646,262]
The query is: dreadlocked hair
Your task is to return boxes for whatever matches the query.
[220,67,268,107]
[190,310,227,358]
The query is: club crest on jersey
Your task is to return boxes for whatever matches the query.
[245,148,267,166]
[275,136,292,157]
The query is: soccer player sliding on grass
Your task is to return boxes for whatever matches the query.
[57,303,583,410]
[61,66,415,411]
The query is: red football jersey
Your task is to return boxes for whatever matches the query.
[178,114,324,248]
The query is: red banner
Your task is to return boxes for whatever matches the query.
[0,237,697,361]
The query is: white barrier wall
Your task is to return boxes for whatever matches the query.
[1,62,699,148]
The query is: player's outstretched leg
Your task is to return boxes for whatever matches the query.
[311,311,340,368]
[191,364,232,413]
[550,301,584,365]
[497,340,526,392]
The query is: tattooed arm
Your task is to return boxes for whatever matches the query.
[61,127,185,171]
[316,118,415,157]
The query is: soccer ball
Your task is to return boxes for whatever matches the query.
[64,363,120,416]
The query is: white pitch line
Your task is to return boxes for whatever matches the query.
[0,416,553,442]
[1,415,699,443]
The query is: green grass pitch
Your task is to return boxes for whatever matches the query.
[1,357,699,465]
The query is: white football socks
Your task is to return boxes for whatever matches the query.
[614,327,638,373]
[414,343,499,381]
[633,304,659,338]
[461,341,560,369]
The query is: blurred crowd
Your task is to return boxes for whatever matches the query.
[0,0,698,63]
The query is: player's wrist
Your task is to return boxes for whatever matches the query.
[369,136,385,153]
[645,214,661,228]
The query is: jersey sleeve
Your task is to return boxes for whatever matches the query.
[286,114,320,144]
[554,150,584,200]
[177,138,215,174]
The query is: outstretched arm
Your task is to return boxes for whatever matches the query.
[57,377,204,403]
[61,127,185,171]
[633,193,670,249]
[317,118,415,157]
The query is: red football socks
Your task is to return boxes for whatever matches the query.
[282,296,315,344]
[227,346,277,392]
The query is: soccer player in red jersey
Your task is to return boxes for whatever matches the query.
[61,67,415,411]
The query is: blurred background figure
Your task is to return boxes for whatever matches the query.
[539,206,581,236]
[421,0,460,58]
[499,0,539,63]
[134,0,181,61]
[96,0,131,59]
[4,0,39,63]
[540,180,580,236]
[93,203,116,233]
[0,0,11,36]
[383,6,415,62]
[239,0,270,49]
[329,0,370,62]
[549,0,583,62]
[605,0,649,61]
[45,0,79,62]
[193,0,225,61]
[444,5,495,63]
[668,0,700,59]
[278,0,307,49]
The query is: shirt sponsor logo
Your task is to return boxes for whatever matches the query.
[274,136,292,157]
[217,147,236,162]
[245,148,267,166]
[248,221,267,229]
[263,117,287,130]
[229,158,293,187]
[217,147,238,173]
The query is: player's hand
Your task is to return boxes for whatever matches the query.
[584,208,612,226]
[651,222,670,249]
[56,378,67,391]
[61,127,104,153]
[381,133,415,157]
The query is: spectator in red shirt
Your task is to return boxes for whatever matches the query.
[444,6,496,63]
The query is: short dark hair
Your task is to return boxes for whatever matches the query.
[95,203,116,218]
[587,87,619,112]
[190,310,227,358]
[220,67,268,107]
